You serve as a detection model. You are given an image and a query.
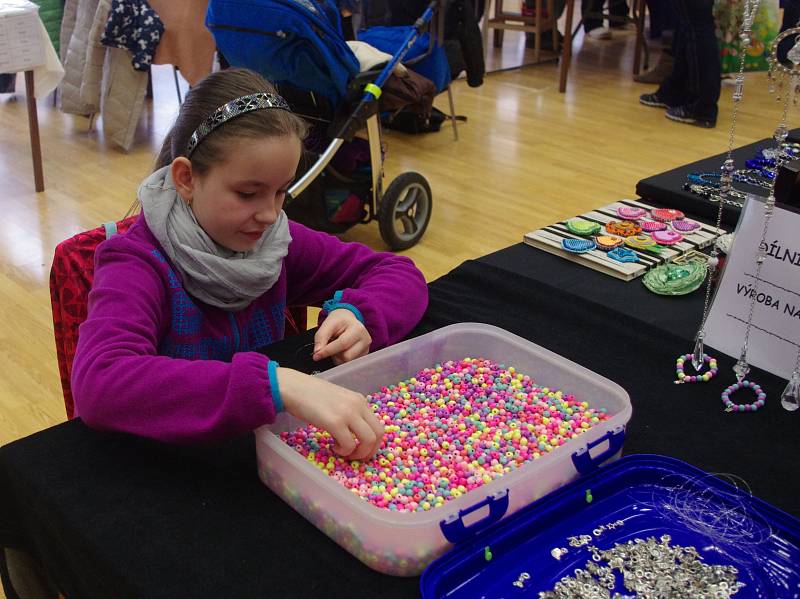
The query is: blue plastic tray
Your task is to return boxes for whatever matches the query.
[421,455,800,598]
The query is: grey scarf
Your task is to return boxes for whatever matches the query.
[138,166,291,311]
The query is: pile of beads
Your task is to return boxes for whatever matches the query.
[281,358,610,513]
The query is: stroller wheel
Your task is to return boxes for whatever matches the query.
[378,172,432,251]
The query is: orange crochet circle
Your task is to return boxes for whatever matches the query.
[605,221,642,237]
[595,235,624,251]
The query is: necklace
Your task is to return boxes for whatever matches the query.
[683,182,746,207]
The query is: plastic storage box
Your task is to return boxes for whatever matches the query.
[255,322,632,576]
[421,454,800,598]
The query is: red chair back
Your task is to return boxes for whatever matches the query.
[49,217,306,419]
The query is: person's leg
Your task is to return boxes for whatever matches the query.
[778,1,800,63]
[648,17,688,105]
[582,0,604,32]
[671,0,719,123]
[648,0,678,41]
[608,0,630,28]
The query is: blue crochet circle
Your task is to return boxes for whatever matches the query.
[561,238,597,254]
[608,247,639,263]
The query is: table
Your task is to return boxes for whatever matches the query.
[2,238,798,598]
[635,129,800,227]
[0,1,63,193]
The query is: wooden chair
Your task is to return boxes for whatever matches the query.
[559,0,649,92]
[482,0,560,64]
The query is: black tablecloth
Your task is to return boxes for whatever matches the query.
[1,246,798,599]
[635,129,800,227]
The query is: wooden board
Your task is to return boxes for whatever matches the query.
[523,199,723,281]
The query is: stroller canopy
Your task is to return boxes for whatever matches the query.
[207,0,361,104]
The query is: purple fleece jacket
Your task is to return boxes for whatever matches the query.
[71,214,428,444]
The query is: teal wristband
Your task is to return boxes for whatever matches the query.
[322,290,364,324]
[267,360,284,413]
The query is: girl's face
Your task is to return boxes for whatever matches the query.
[176,135,302,252]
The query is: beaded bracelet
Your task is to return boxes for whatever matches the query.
[721,380,766,413]
[675,353,717,384]
[687,172,721,187]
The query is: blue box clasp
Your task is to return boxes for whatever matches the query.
[571,426,625,475]
[439,489,509,544]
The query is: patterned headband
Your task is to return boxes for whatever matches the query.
[186,92,291,157]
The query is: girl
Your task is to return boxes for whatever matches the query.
[71,68,428,460]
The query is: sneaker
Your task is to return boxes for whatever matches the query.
[587,27,612,40]
[639,92,669,108]
[665,105,716,128]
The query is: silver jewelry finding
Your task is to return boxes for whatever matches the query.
[538,536,742,599]
[551,547,568,560]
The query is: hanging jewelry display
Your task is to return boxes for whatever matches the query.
[684,0,761,379]
[724,26,800,411]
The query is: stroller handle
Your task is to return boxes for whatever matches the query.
[288,1,438,201]
[332,0,437,142]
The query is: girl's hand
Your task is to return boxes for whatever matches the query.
[277,367,384,459]
[313,309,372,365]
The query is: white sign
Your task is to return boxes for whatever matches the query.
[0,1,44,73]
[705,195,800,379]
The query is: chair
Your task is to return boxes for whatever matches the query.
[558,0,649,92]
[482,0,560,64]
[49,218,306,419]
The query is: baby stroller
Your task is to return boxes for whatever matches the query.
[207,0,438,250]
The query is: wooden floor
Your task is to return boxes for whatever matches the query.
[0,29,784,452]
